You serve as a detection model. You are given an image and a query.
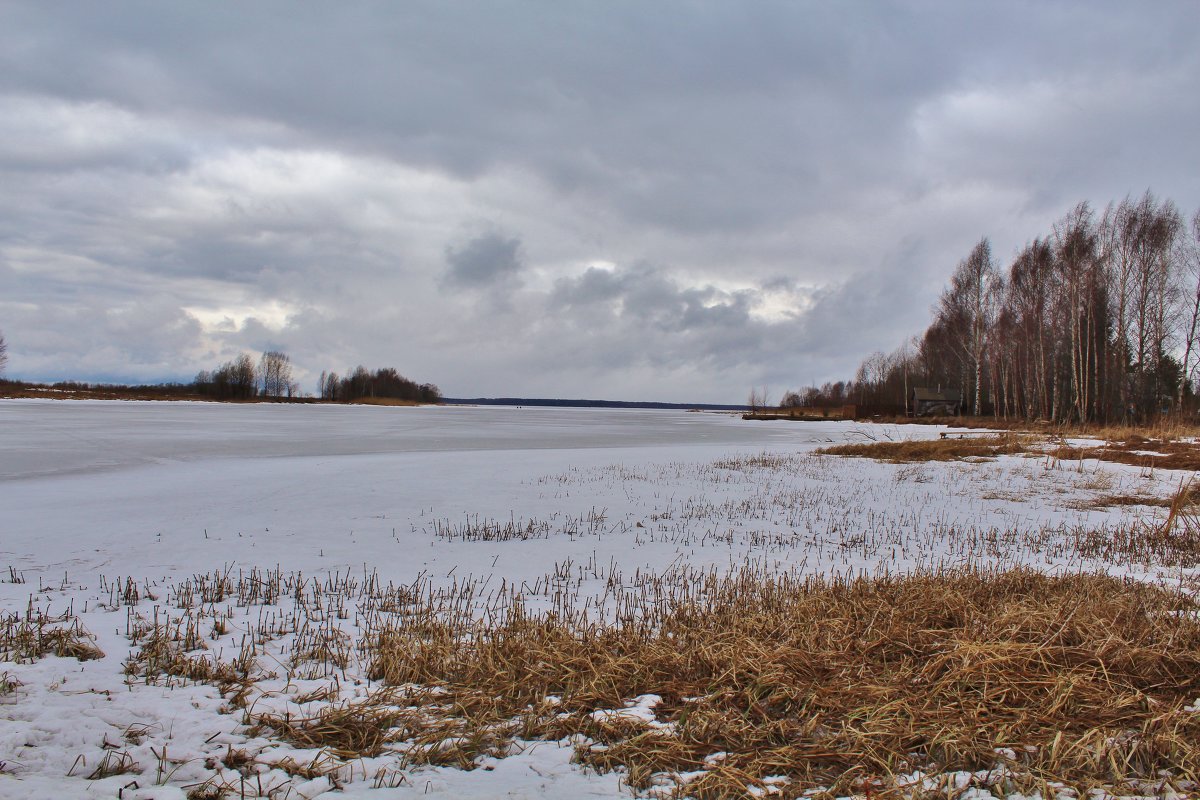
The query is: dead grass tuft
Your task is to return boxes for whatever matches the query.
[84,749,138,780]
[0,609,104,663]
[251,700,405,758]
[124,610,255,690]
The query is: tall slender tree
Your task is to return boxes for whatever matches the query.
[938,238,999,415]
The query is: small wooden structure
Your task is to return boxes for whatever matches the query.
[910,388,959,417]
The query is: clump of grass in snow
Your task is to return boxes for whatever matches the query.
[0,607,103,663]
[356,568,1200,797]
[252,701,405,759]
[79,749,138,780]
[816,434,1031,463]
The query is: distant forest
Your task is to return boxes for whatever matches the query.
[791,193,1200,424]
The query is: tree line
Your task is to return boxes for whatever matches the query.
[798,192,1200,423]
[317,366,441,404]
[195,351,441,404]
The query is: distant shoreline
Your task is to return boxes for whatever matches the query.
[441,397,752,411]
[0,385,751,411]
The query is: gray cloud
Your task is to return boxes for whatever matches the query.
[0,2,1197,401]
[443,231,524,288]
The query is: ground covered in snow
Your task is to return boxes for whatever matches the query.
[1,400,1196,799]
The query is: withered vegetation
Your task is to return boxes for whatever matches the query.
[1051,435,1200,472]
[15,558,1200,796]
[816,434,1031,463]
[336,568,1200,797]
[0,607,103,663]
[819,429,1200,473]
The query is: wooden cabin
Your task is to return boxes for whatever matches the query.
[910,388,959,417]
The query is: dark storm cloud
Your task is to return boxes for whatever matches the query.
[443,231,524,288]
[0,2,1197,401]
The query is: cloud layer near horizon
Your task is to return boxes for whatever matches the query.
[1,2,1198,402]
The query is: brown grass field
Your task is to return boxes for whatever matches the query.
[61,563,1198,798]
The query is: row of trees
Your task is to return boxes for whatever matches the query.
[194,351,441,404]
[805,193,1200,423]
[194,351,298,400]
[318,366,441,403]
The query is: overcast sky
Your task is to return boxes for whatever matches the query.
[1,2,1197,402]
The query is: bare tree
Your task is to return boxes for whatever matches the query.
[0,330,7,376]
[938,239,999,415]
[1179,209,1200,409]
[258,351,294,398]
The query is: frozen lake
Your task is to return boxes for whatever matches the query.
[0,399,809,480]
[0,399,846,582]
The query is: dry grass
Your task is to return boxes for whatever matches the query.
[352,396,422,407]
[0,608,104,663]
[1051,436,1200,472]
[1080,481,1200,567]
[350,568,1200,797]
[1086,482,1200,511]
[869,416,1200,439]
[252,702,405,759]
[73,749,138,780]
[72,559,1200,796]
[123,604,256,691]
[816,434,1031,463]
[820,428,1200,473]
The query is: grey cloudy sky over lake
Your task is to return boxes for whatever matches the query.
[1,2,1197,402]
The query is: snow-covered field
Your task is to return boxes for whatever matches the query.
[0,400,1190,799]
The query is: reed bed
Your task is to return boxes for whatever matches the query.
[816,435,1032,463]
[350,567,1200,797]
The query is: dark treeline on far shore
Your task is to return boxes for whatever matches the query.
[196,351,441,403]
[316,366,441,404]
[442,397,752,411]
[0,347,441,405]
[786,193,1200,424]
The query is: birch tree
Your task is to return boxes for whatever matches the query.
[938,239,998,415]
